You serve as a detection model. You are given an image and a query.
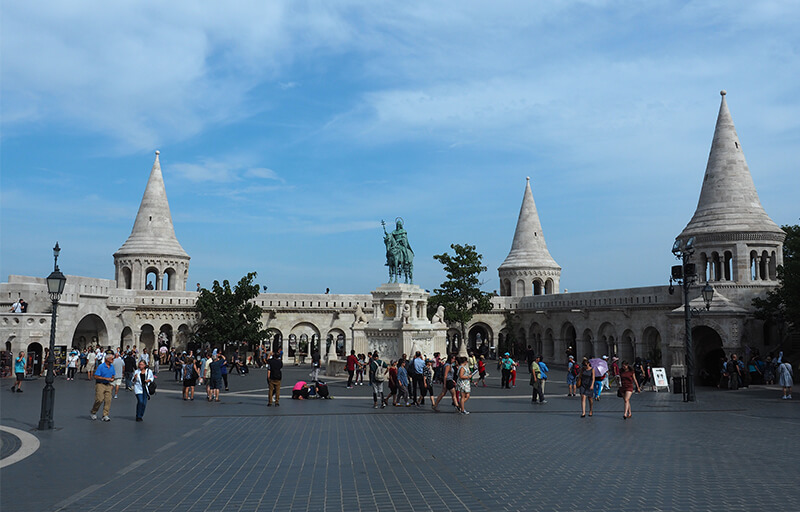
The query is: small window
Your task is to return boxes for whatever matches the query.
[734,142,738,149]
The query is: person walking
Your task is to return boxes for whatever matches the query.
[123,351,136,390]
[133,360,153,422]
[387,360,399,405]
[112,352,124,399]
[90,354,116,421]
[619,360,640,419]
[355,353,366,385]
[86,349,96,380]
[369,352,388,409]
[778,359,793,399]
[727,355,741,390]
[266,351,283,406]
[432,354,458,411]
[220,354,229,391]
[310,350,321,382]
[396,359,410,407]
[456,357,472,415]
[578,358,596,418]
[346,350,358,389]
[11,351,26,392]
[79,349,88,374]
[537,355,549,398]
[419,359,434,406]
[411,352,425,406]
[66,350,79,381]
[477,356,487,387]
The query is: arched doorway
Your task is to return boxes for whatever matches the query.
[693,326,724,386]
[140,324,155,352]
[468,324,490,354]
[580,329,593,360]
[159,324,173,347]
[266,329,283,354]
[27,342,43,375]
[447,328,461,355]
[642,327,663,366]
[620,330,635,363]
[72,314,108,349]
[177,324,191,351]
[561,322,577,363]
[120,326,133,349]
[544,329,554,360]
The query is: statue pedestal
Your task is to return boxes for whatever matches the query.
[351,283,447,362]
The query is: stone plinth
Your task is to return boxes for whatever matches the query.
[350,283,446,363]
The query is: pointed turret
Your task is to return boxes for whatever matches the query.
[677,91,784,285]
[679,91,782,238]
[498,178,561,297]
[113,151,190,291]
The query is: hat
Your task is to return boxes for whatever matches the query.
[602,355,608,360]
[504,352,510,356]
[569,355,575,360]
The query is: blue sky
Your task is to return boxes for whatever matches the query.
[2,1,798,294]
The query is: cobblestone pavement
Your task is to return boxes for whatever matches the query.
[1,366,799,512]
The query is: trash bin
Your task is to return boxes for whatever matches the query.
[672,376,683,394]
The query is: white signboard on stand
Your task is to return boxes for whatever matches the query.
[652,367,669,392]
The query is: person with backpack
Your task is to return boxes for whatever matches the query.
[182,357,197,401]
[369,352,388,409]
[567,356,579,396]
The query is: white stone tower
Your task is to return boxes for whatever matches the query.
[498,177,561,297]
[677,91,785,285]
[114,151,191,291]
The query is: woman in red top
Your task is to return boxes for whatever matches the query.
[387,360,399,406]
[477,356,487,387]
[619,360,641,419]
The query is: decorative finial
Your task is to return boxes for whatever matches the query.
[526,176,530,181]
[720,90,726,96]
[155,150,160,155]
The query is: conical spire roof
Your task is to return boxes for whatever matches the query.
[679,91,782,239]
[499,177,560,270]
[115,151,189,258]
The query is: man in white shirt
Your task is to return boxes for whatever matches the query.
[112,353,125,399]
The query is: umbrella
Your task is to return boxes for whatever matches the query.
[589,358,608,376]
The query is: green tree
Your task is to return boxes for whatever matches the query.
[195,272,267,350]
[428,243,494,354]
[753,224,800,341]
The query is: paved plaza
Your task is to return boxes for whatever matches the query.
[1,365,799,512]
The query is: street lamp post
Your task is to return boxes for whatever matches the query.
[670,237,714,403]
[38,243,67,430]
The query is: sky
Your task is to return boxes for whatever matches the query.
[1,1,799,295]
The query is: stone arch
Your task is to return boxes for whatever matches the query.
[496,329,509,357]
[144,266,159,290]
[468,322,492,354]
[159,323,173,348]
[545,279,554,294]
[177,324,191,350]
[642,326,662,366]
[529,322,543,356]
[516,327,527,357]
[140,324,156,352]
[533,279,543,296]
[501,279,512,297]
[164,267,177,291]
[724,250,734,281]
[516,279,526,296]
[544,328,554,361]
[561,322,577,362]
[447,328,462,355]
[120,326,134,348]
[693,325,724,386]
[121,266,132,289]
[72,314,109,349]
[596,322,616,357]
[619,329,635,363]
[290,322,320,358]
[580,328,593,359]
[27,341,44,375]
[266,328,284,354]
[769,250,777,280]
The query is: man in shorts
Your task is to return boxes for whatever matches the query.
[208,354,224,402]
[11,351,26,392]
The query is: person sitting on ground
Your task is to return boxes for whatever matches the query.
[292,381,310,400]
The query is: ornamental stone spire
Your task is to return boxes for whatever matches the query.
[498,177,561,297]
[113,151,190,291]
[677,91,784,285]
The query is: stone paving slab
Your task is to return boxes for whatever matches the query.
[1,366,799,512]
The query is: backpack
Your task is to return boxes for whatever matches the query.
[570,362,580,377]
[371,360,386,381]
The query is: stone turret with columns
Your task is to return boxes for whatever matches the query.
[677,91,785,286]
[113,151,191,292]
[498,177,561,297]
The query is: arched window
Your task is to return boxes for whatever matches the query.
[516,279,526,296]
[533,280,542,296]
[760,250,769,280]
[724,251,733,281]
[145,267,159,290]
[164,268,177,290]
[121,267,132,289]
[750,251,758,281]
[769,251,777,280]
[545,279,554,295]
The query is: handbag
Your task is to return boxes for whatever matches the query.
[576,377,581,388]
[617,387,623,397]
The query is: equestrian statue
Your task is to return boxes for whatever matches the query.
[382,218,414,284]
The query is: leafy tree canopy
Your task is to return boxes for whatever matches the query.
[195,272,267,349]
[753,224,800,335]
[428,243,494,341]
